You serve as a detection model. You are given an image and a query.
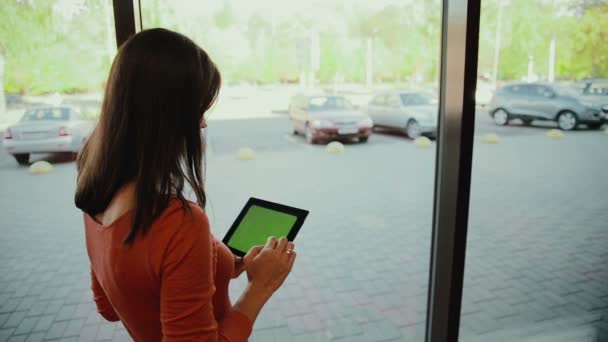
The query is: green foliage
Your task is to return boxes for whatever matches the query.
[0,0,114,94]
[213,1,235,30]
[0,0,606,94]
[479,0,608,81]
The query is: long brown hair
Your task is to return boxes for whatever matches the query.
[75,28,221,244]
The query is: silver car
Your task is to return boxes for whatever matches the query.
[366,91,438,138]
[488,82,604,131]
[2,106,94,165]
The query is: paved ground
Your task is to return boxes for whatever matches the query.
[0,112,607,342]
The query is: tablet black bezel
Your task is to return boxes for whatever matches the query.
[222,197,309,257]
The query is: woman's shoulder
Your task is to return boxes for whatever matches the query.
[157,198,209,230]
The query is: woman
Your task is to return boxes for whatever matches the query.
[75,28,296,341]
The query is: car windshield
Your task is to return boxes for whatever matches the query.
[20,108,70,122]
[308,96,353,111]
[400,93,434,106]
[583,82,608,96]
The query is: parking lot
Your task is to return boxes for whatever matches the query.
[0,110,607,342]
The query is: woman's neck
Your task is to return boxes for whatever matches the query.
[95,182,136,226]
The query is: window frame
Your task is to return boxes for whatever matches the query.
[112,1,482,341]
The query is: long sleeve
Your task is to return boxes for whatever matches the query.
[91,268,120,322]
[160,207,253,342]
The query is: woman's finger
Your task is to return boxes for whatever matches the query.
[247,245,264,257]
[287,251,297,269]
[265,236,278,249]
[276,237,288,252]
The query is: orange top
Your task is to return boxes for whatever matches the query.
[84,199,253,342]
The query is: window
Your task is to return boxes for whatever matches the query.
[583,81,608,95]
[460,1,608,340]
[308,96,353,111]
[5,1,604,342]
[401,93,433,106]
[387,94,400,107]
[505,84,521,94]
[533,85,553,98]
[140,1,443,341]
[20,108,70,122]
[371,94,387,106]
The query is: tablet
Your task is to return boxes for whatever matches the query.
[222,197,309,257]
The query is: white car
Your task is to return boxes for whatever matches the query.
[3,106,95,165]
[366,91,438,139]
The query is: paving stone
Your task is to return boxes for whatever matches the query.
[0,328,16,341]
[0,313,10,327]
[3,311,27,329]
[63,319,85,338]
[84,311,102,326]
[325,318,363,339]
[59,337,78,342]
[43,300,64,315]
[96,323,116,340]
[55,304,77,322]
[361,320,402,341]
[32,315,54,333]
[77,325,99,342]
[286,313,325,335]
[25,301,48,318]
[44,321,68,340]
[7,334,27,342]
[15,297,37,313]
[111,329,131,342]
[24,332,45,342]
[249,328,275,342]
[13,316,39,336]
[0,298,21,314]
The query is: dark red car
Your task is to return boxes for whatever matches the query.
[288,94,373,144]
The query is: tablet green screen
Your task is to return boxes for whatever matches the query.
[228,205,298,253]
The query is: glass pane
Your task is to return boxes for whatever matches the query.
[462,0,608,340]
[0,0,118,340]
[140,0,442,340]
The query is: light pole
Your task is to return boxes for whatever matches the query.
[366,37,373,88]
[492,0,508,88]
[0,54,5,119]
[548,35,556,82]
[365,28,378,89]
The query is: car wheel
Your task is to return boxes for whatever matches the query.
[359,136,369,143]
[587,122,603,130]
[493,109,509,126]
[13,153,29,165]
[406,120,422,139]
[557,111,578,131]
[305,125,317,144]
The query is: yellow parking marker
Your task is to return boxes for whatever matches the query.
[545,129,563,140]
[236,147,255,160]
[413,136,432,148]
[29,161,53,174]
[604,128,608,135]
[326,141,344,154]
[481,133,499,144]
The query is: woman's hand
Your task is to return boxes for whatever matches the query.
[232,245,264,279]
[246,236,296,295]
